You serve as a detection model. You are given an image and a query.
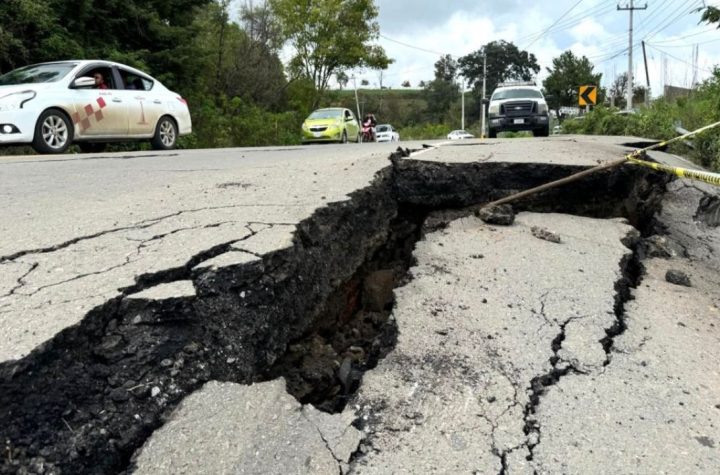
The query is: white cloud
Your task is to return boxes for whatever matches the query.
[570,18,609,43]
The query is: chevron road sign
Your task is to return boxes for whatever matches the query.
[579,85,597,107]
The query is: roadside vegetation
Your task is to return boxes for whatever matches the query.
[562,69,720,172]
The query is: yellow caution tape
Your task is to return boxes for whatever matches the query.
[625,119,720,160]
[627,157,720,186]
[622,119,720,186]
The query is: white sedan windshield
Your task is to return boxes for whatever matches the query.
[0,63,77,86]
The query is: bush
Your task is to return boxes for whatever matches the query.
[560,70,720,171]
[183,95,303,149]
[399,123,452,140]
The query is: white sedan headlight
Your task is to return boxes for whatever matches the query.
[0,90,36,112]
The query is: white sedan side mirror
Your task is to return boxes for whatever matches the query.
[72,77,96,88]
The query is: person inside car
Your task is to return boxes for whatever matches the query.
[93,72,108,90]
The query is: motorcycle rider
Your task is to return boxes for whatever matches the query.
[362,113,378,141]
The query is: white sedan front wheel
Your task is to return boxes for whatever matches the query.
[32,109,73,154]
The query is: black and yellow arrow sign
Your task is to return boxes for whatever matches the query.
[579,85,597,106]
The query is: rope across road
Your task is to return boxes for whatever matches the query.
[482,120,720,210]
[624,119,720,187]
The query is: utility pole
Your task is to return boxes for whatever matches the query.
[461,80,465,131]
[352,75,361,123]
[480,54,487,138]
[618,1,647,111]
[641,40,651,106]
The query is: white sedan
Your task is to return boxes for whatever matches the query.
[447,130,475,140]
[0,60,192,154]
[375,124,400,142]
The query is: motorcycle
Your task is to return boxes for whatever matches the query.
[361,121,375,143]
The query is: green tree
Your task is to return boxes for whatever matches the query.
[240,0,284,52]
[336,71,349,90]
[609,73,647,109]
[424,55,460,122]
[458,41,540,97]
[401,80,411,88]
[434,54,458,82]
[0,0,79,72]
[49,0,212,92]
[700,6,720,25]
[458,41,539,119]
[543,51,603,118]
[269,0,392,107]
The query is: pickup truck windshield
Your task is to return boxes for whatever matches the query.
[492,88,543,100]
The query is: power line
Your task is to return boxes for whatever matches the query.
[523,0,586,49]
[580,1,658,53]
[518,1,615,43]
[378,33,453,58]
[647,43,717,73]
[646,36,720,46]
[596,0,696,53]
[649,26,718,43]
[645,0,702,40]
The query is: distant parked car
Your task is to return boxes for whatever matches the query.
[447,130,474,140]
[375,124,399,142]
[0,60,192,154]
[301,107,360,143]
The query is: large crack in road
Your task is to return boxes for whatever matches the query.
[0,150,673,474]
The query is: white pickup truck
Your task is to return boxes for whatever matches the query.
[487,82,550,138]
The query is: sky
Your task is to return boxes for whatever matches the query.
[230,0,720,99]
[366,0,720,97]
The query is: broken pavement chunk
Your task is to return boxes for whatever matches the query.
[476,204,515,225]
[531,226,562,244]
[665,269,692,287]
[132,379,360,474]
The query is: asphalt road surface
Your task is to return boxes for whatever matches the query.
[1,137,718,474]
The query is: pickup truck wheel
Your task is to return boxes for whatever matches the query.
[534,125,550,137]
[488,128,498,139]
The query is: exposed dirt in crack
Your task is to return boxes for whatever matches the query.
[0,152,671,475]
[260,204,425,414]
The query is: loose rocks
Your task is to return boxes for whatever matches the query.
[665,269,692,287]
[476,204,515,225]
[531,226,562,244]
[695,195,720,227]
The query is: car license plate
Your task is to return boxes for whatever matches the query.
[313,132,322,138]
[513,119,524,124]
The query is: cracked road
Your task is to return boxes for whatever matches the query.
[1,138,719,474]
